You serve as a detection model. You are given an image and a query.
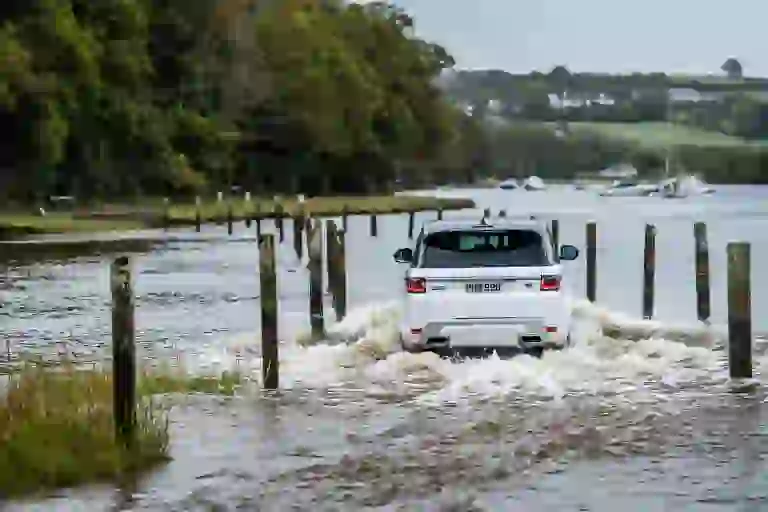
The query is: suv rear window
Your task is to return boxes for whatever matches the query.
[419,229,548,268]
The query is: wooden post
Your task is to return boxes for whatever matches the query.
[274,200,284,243]
[694,222,711,323]
[292,205,305,260]
[226,197,233,235]
[369,212,377,237]
[325,220,337,317]
[162,197,170,229]
[407,211,415,239]
[334,226,347,319]
[254,199,261,237]
[341,206,348,232]
[111,256,136,448]
[308,219,324,339]
[727,242,752,380]
[259,234,279,389]
[194,196,201,232]
[551,219,559,254]
[586,222,597,302]
[244,191,252,228]
[437,209,443,220]
[642,224,656,319]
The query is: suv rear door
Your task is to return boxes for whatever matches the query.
[404,227,562,324]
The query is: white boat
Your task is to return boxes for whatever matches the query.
[598,179,659,197]
[658,174,715,198]
[498,178,520,190]
[522,175,546,191]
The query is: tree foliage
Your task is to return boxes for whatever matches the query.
[0,0,470,201]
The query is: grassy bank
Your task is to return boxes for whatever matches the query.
[563,122,768,150]
[0,213,145,238]
[0,363,244,499]
[166,194,475,225]
[0,194,475,238]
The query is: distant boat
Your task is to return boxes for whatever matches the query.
[657,175,715,198]
[498,178,520,190]
[597,163,638,180]
[599,179,658,197]
[522,176,546,191]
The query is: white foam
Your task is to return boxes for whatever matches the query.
[188,297,729,402]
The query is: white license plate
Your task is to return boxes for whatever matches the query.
[444,325,523,346]
[465,282,502,293]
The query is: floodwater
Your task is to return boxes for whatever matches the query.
[3,185,768,510]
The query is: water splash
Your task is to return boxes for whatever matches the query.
[188,296,728,404]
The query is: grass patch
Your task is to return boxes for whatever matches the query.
[0,362,246,499]
[1,194,475,237]
[563,122,768,150]
[166,194,475,224]
[0,213,144,238]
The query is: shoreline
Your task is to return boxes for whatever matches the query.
[0,194,475,240]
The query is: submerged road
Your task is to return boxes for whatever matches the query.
[3,184,768,510]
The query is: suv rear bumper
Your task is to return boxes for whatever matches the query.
[401,318,568,354]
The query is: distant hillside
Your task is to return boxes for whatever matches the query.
[439,65,768,143]
[561,122,768,150]
[440,67,768,108]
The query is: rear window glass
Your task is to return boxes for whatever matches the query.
[420,229,548,268]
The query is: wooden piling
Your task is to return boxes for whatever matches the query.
[727,242,752,380]
[341,206,348,232]
[292,205,305,260]
[111,256,136,447]
[274,200,284,242]
[437,209,443,220]
[162,197,170,229]
[194,196,201,232]
[308,219,324,339]
[325,220,337,315]
[369,213,378,237]
[259,234,279,389]
[333,226,347,319]
[226,198,233,235]
[551,219,559,254]
[325,220,347,320]
[245,191,252,228]
[694,222,711,323]
[642,224,656,319]
[407,211,415,239]
[586,222,597,302]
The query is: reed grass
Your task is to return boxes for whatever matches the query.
[0,361,245,499]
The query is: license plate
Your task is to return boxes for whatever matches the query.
[466,282,502,293]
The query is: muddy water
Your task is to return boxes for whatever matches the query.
[3,185,768,510]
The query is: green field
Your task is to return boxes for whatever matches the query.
[564,122,768,150]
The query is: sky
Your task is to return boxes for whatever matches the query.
[388,0,768,76]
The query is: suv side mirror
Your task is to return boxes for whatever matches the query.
[393,248,413,264]
[559,244,579,261]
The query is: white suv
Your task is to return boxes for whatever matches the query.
[393,216,579,357]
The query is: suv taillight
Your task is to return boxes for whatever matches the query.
[540,275,561,291]
[406,277,426,294]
